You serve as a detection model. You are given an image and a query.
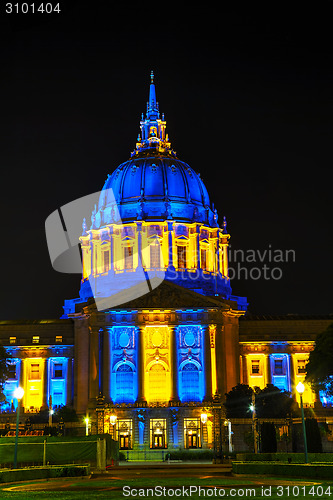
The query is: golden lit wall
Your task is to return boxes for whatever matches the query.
[23,358,45,411]
[292,353,315,406]
[245,353,268,390]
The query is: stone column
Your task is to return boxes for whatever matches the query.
[20,358,25,412]
[89,326,100,400]
[222,313,240,393]
[109,226,114,272]
[102,328,111,402]
[289,352,295,399]
[241,355,248,385]
[170,326,179,401]
[73,317,90,413]
[216,230,221,274]
[266,354,272,385]
[167,221,174,269]
[204,325,212,400]
[137,326,145,402]
[196,225,201,269]
[137,222,143,267]
[41,358,48,410]
[66,357,73,406]
[215,324,225,396]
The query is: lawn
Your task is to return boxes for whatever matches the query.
[1,476,332,499]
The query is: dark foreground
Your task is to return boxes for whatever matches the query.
[1,464,332,499]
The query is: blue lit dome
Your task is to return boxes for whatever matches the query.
[96,156,215,226]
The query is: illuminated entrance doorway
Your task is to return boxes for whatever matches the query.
[184,418,201,449]
[150,419,167,449]
[117,419,132,450]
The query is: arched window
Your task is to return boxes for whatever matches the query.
[180,362,200,402]
[116,363,134,402]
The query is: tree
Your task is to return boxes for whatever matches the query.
[224,384,254,418]
[306,323,333,396]
[305,418,322,453]
[224,383,297,419]
[255,384,297,418]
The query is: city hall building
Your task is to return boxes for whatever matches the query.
[0,74,332,455]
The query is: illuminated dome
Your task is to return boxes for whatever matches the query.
[96,157,215,226]
[92,71,218,229]
[77,72,232,309]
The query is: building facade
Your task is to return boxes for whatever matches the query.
[1,74,332,455]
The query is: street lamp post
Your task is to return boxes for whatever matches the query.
[48,395,53,429]
[84,417,90,436]
[296,382,308,463]
[110,414,117,440]
[13,387,24,469]
[250,392,258,454]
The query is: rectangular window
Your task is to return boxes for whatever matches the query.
[150,419,167,449]
[32,336,40,344]
[53,363,63,379]
[150,244,160,268]
[297,359,307,374]
[124,246,133,269]
[274,359,283,375]
[103,250,110,273]
[55,336,62,343]
[200,248,207,271]
[8,363,17,379]
[9,337,16,344]
[30,364,40,380]
[177,245,187,269]
[251,360,260,374]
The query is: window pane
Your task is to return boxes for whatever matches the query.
[124,246,133,269]
[54,364,63,378]
[274,360,283,375]
[148,364,167,402]
[30,364,40,379]
[150,244,160,268]
[181,363,200,401]
[200,248,207,271]
[116,364,134,402]
[251,360,260,374]
[177,246,187,268]
[103,250,110,272]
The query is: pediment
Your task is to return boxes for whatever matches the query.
[111,280,228,309]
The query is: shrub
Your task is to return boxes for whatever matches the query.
[305,418,323,453]
[260,422,277,453]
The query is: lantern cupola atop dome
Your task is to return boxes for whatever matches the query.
[132,71,175,158]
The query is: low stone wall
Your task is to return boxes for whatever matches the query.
[232,462,333,479]
[0,465,90,483]
[236,453,333,463]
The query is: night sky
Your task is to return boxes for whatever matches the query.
[1,3,332,319]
